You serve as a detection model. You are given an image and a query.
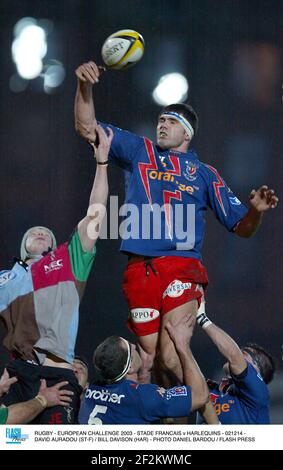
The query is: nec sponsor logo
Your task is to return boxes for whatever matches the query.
[44,259,63,274]
[130,308,159,323]
[85,388,125,404]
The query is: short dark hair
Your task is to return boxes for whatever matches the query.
[159,103,199,136]
[93,336,127,384]
[243,343,276,384]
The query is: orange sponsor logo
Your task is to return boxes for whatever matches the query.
[214,403,231,415]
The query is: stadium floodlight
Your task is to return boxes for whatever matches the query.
[13,17,37,37]
[152,73,189,106]
[43,62,66,93]
[16,57,43,81]
[11,17,64,92]
[12,19,47,80]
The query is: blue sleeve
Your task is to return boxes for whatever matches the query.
[0,270,14,311]
[231,363,269,407]
[137,385,192,421]
[204,164,248,231]
[98,121,144,171]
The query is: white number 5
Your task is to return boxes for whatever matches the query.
[88,405,108,425]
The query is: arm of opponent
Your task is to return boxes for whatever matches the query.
[196,299,247,376]
[166,315,219,424]
[78,125,113,252]
[165,314,217,417]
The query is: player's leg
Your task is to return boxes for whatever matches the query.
[156,256,207,386]
[136,333,159,384]
[122,258,161,384]
[158,299,198,386]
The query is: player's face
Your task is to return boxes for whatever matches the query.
[25,227,52,256]
[156,115,189,151]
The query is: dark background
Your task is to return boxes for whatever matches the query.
[0,1,282,422]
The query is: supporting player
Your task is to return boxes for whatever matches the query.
[79,314,218,424]
[0,125,112,423]
[196,300,275,424]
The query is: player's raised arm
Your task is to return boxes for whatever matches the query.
[74,60,105,142]
[234,185,278,238]
[196,300,247,376]
[78,125,113,252]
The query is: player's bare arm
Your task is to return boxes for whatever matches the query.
[78,125,113,252]
[75,60,105,142]
[234,185,279,238]
[5,380,73,425]
[196,301,247,376]
[165,314,211,412]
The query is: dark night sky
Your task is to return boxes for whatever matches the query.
[0,0,282,422]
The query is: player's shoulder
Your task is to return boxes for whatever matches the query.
[0,269,17,288]
[99,121,143,142]
[140,384,189,399]
[165,385,190,398]
[184,155,220,186]
[234,363,269,402]
[125,380,140,391]
[246,363,267,386]
[184,149,218,176]
[127,381,164,397]
[124,380,160,392]
[201,161,221,177]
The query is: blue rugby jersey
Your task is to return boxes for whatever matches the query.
[99,122,248,259]
[197,363,270,424]
[79,381,191,424]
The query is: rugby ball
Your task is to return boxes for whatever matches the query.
[101,29,145,70]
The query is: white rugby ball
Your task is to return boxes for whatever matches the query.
[101,29,145,70]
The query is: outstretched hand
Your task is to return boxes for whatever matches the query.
[249,185,278,212]
[75,61,106,84]
[89,125,113,163]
